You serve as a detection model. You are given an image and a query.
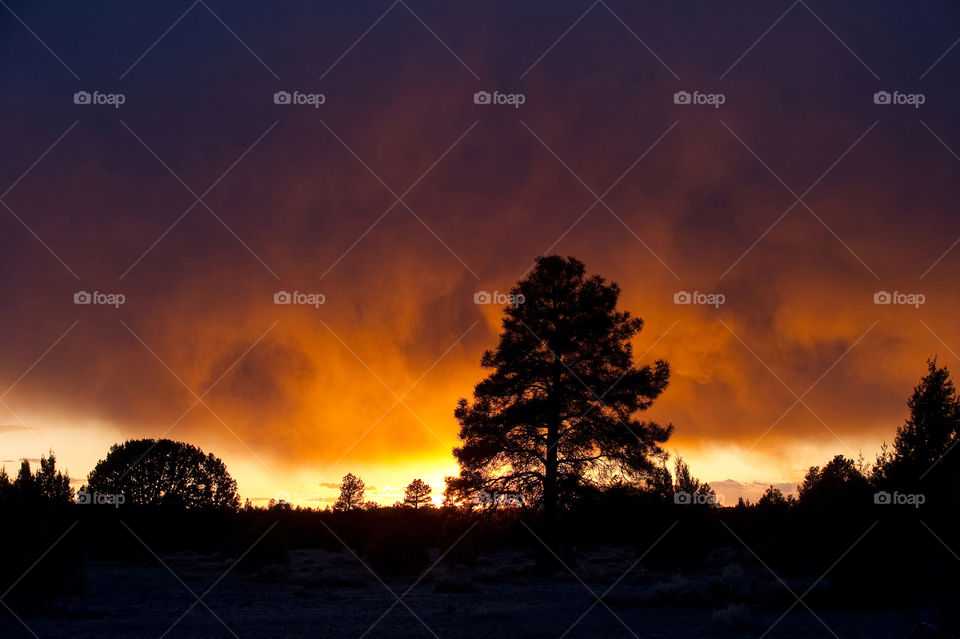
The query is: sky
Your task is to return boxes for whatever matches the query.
[1,1,960,506]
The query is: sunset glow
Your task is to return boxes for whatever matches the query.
[1,2,958,509]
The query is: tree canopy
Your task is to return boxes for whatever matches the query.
[875,358,960,487]
[0,451,72,505]
[86,439,239,510]
[796,454,871,508]
[402,478,433,509]
[334,473,365,511]
[447,255,672,520]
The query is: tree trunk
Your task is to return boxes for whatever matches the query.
[539,343,563,569]
[544,360,562,534]
[535,420,561,573]
[544,422,559,529]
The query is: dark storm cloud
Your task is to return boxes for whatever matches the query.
[1,1,959,482]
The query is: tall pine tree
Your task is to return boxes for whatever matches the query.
[448,256,672,524]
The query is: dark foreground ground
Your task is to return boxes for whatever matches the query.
[2,547,928,639]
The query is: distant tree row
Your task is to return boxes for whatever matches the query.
[3,256,957,520]
[0,451,72,504]
[445,255,960,520]
[12,352,951,515]
[739,358,960,512]
[0,443,443,513]
[2,440,240,511]
[328,473,434,511]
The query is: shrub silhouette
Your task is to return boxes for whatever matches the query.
[755,486,793,511]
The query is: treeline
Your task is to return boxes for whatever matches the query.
[0,360,960,610]
[2,358,958,613]
[2,256,959,618]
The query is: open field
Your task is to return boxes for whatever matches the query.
[7,547,928,639]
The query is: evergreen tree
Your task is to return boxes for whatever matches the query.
[875,359,960,502]
[448,256,672,524]
[334,473,365,511]
[35,450,73,504]
[402,478,433,509]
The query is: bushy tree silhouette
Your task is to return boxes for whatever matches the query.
[0,452,71,504]
[0,466,10,499]
[756,485,794,510]
[646,460,674,500]
[875,359,960,494]
[402,478,432,509]
[268,498,293,511]
[13,459,36,499]
[448,255,672,523]
[86,439,239,509]
[334,473,365,511]
[796,454,870,508]
[638,454,715,503]
[35,451,73,504]
[672,455,716,503]
[0,452,80,611]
